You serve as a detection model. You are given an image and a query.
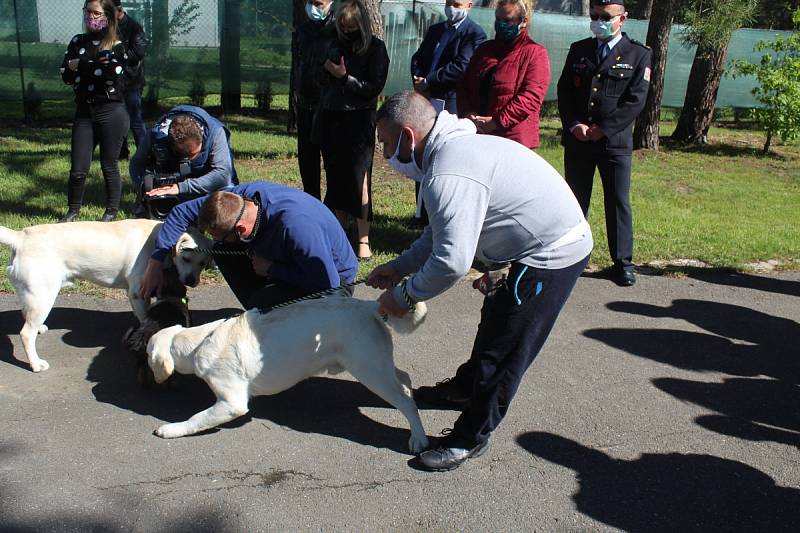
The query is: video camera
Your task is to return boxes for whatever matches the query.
[140,141,192,220]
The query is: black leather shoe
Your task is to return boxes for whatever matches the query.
[58,210,80,223]
[414,378,471,410]
[615,269,636,287]
[418,440,489,472]
[99,210,118,222]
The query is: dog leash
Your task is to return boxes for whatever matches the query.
[191,246,251,256]
[183,246,403,317]
[255,279,370,314]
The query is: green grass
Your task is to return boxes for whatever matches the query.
[0,97,798,293]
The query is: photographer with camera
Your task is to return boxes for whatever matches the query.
[130,105,238,219]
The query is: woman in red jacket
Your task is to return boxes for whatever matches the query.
[457,0,550,149]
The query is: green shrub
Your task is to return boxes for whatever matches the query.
[188,75,207,107]
[255,79,273,116]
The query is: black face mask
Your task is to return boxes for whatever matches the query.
[343,30,361,43]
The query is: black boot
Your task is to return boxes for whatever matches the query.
[58,209,80,223]
[99,209,118,222]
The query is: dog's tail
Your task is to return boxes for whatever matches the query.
[378,301,428,335]
[0,226,20,250]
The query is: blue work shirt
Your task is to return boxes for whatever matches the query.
[153,181,358,291]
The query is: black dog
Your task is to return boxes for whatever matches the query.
[123,265,190,388]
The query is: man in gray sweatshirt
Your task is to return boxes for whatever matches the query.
[368,91,593,471]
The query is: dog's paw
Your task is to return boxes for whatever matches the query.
[154,423,188,439]
[30,359,50,373]
[409,434,429,455]
[37,325,48,334]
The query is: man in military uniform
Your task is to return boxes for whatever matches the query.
[557,0,651,286]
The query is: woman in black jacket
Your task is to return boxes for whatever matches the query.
[317,0,389,261]
[59,0,129,222]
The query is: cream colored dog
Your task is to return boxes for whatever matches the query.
[147,296,430,453]
[0,219,211,372]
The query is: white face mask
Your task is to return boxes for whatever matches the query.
[388,131,422,180]
[445,6,468,24]
[590,17,619,40]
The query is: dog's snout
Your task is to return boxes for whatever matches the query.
[183,275,197,287]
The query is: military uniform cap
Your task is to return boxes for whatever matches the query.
[592,0,625,5]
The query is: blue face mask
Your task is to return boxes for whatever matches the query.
[494,19,523,42]
[305,2,329,22]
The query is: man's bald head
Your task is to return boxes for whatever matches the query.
[376,91,437,137]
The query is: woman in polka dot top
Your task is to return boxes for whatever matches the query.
[58,0,129,223]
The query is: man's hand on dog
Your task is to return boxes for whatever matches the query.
[252,256,272,277]
[139,258,164,299]
[366,263,401,290]
[378,290,408,318]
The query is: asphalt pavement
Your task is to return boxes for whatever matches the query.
[0,270,798,532]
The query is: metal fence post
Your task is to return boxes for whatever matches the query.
[12,0,27,120]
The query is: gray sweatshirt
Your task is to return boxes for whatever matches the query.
[391,112,593,304]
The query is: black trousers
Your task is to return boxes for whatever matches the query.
[68,101,129,212]
[212,242,352,310]
[448,256,589,448]
[297,106,323,200]
[212,242,313,310]
[564,143,633,270]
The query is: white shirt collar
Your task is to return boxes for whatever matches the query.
[600,32,624,51]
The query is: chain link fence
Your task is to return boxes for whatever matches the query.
[0,0,792,120]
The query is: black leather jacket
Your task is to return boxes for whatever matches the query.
[294,15,337,110]
[118,13,147,91]
[319,36,389,111]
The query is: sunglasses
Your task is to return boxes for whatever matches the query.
[590,13,623,21]
[213,200,247,245]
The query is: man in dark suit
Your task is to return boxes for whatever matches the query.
[557,0,651,287]
[409,0,486,226]
[411,0,487,113]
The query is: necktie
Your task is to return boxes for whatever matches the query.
[598,43,610,63]
[429,25,456,75]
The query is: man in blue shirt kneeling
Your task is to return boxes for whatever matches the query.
[139,181,358,310]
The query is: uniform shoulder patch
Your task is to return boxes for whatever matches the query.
[630,38,651,50]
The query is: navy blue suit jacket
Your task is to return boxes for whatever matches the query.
[410,17,487,113]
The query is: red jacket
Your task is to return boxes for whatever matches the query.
[457,33,550,149]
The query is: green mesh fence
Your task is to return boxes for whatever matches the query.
[0,0,794,119]
[384,2,796,108]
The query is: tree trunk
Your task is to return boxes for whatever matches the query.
[147,0,170,104]
[581,0,591,16]
[633,0,676,150]
[362,0,384,40]
[220,0,241,114]
[763,131,772,154]
[288,0,305,133]
[632,0,654,19]
[671,39,730,144]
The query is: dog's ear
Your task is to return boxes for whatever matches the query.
[148,345,175,384]
[124,319,163,354]
[175,233,196,255]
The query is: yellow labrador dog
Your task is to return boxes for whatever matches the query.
[0,219,211,372]
[147,296,430,453]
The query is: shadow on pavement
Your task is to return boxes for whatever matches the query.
[687,270,800,298]
[69,306,419,453]
[516,431,800,532]
[1,304,423,453]
[584,299,800,446]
